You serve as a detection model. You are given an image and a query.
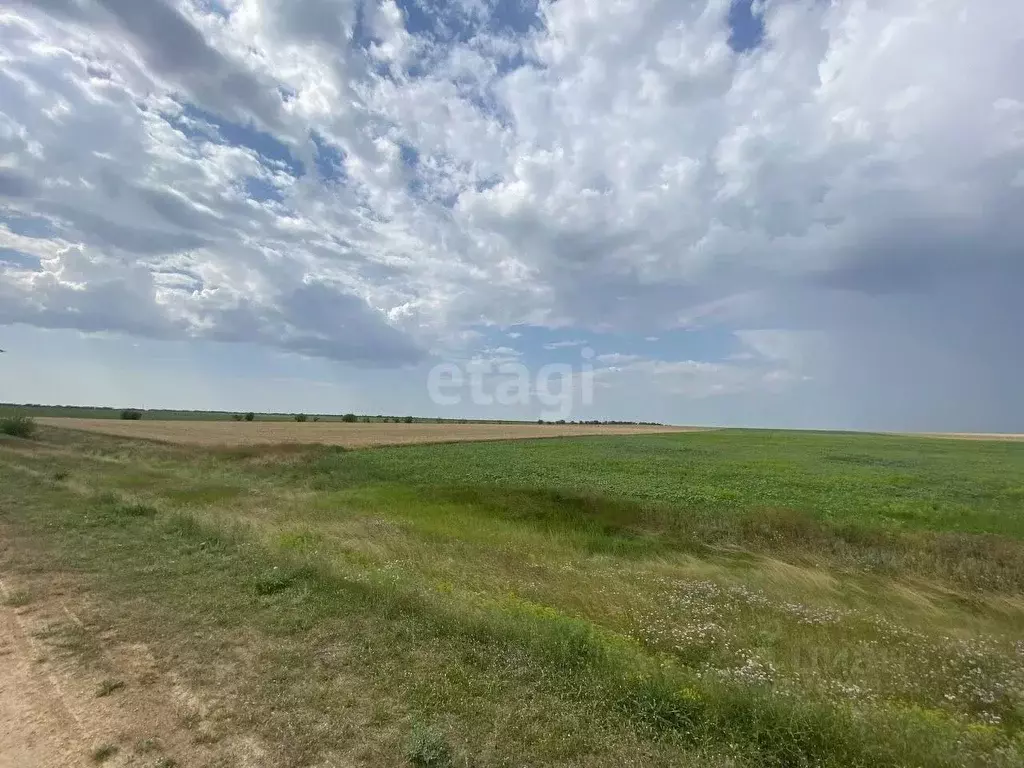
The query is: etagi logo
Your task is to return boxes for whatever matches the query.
[427,348,595,422]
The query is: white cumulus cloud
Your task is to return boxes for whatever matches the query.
[1,0,1022,428]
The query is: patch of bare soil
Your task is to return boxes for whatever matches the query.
[0,563,268,767]
[37,418,706,448]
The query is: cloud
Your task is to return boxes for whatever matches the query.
[543,339,589,350]
[595,352,642,365]
[1,0,1022,427]
[486,345,521,357]
[591,350,805,401]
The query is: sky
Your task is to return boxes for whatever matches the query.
[1,0,1022,430]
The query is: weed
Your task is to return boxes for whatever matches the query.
[405,724,453,768]
[96,678,125,697]
[135,737,163,754]
[35,621,101,663]
[1,414,36,438]
[91,744,119,763]
[251,567,304,596]
[2,588,32,607]
[95,494,158,519]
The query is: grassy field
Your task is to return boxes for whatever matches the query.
[1,425,1023,766]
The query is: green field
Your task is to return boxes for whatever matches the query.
[2,425,1023,766]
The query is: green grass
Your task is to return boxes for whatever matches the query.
[2,427,1023,766]
[296,431,1024,536]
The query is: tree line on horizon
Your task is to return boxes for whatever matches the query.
[2,403,666,427]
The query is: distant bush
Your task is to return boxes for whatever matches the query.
[244,412,255,422]
[312,416,320,422]
[341,413,357,423]
[120,409,143,420]
[231,414,243,421]
[1,415,36,438]
[294,413,308,422]
[403,416,414,424]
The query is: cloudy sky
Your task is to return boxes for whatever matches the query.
[1,0,1022,430]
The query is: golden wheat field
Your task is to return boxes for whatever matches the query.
[36,417,702,447]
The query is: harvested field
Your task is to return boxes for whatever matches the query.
[36,417,702,447]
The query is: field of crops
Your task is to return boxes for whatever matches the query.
[35,417,697,447]
[2,425,1023,766]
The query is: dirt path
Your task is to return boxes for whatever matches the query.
[0,586,82,767]
[0,558,269,767]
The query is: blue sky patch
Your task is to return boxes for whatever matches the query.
[0,247,42,270]
[478,324,741,369]
[176,104,305,177]
[2,212,56,239]
[728,0,765,53]
[244,176,284,203]
[312,132,347,183]
[394,0,541,48]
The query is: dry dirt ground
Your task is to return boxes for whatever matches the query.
[0,544,267,767]
[36,418,703,447]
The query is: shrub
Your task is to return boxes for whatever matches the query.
[231,414,243,421]
[403,416,414,424]
[244,412,255,422]
[120,409,143,420]
[341,413,357,423]
[1,415,36,438]
[294,413,308,422]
